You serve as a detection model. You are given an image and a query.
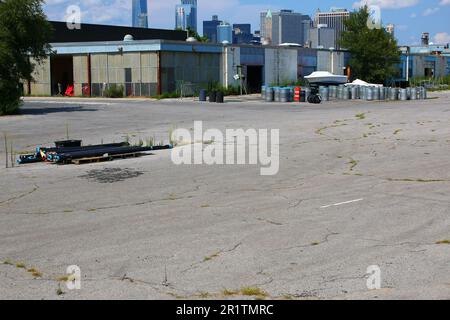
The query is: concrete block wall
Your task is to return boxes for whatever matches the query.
[29,58,51,95]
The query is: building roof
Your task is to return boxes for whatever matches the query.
[49,21,187,43]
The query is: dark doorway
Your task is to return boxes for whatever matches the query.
[51,55,74,95]
[246,65,263,93]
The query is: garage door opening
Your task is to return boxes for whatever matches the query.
[246,65,263,93]
[51,55,74,96]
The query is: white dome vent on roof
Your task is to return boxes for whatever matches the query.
[123,34,134,41]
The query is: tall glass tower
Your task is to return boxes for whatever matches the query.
[175,0,197,32]
[132,0,148,28]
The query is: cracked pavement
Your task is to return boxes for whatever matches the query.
[0,92,449,300]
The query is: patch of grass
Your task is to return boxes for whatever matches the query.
[56,287,65,296]
[203,252,220,262]
[27,268,43,278]
[355,113,366,120]
[311,242,320,246]
[167,292,186,299]
[203,139,215,145]
[393,129,402,135]
[3,260,13,266]
[200,204,210,208]
[16,263,26,269]
[198,292,210,299]
[57,275,70,282]
[222,289,239,296]
[436,240,450,245]
[240,287,268,298]
[348,159,359,171]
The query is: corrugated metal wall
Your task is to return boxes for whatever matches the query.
[161,51,221,93]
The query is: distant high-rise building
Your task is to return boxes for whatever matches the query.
[203,15,222,43]
[386,24,395,35]
[421,32,430,46]
[233,24,253,44]
[309,24,336,49]
[260,9,311,45]
[175,0,198,32]
[217,22,232,44]
[260,10,273,44]
[314,8,350,49]
[132,0,148,28]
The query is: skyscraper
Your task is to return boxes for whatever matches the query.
[314,8,350,49]
[175,0,197,32]
[132,0,148,28]
[260,10,311,45]
[203,15,222,43]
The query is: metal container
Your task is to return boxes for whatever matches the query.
[351,87,358,100]
[410,87,417,100]
[261,86,266,100]
[337,86,344,100]
[399,88,408,101]
[389,88,398,100]
[421,87,427,100]
[199,89,207,102]
[319,86,329,101]
[373,87,380,100]
[329,86,337,100]
[209,91,217,103]
[216,91,224,103]
[366,87,373,101]
[265,87,274,102]
[379,87,386,100]
[406,87,411,100]
[341,86,349,100]
[304,88,311,101]
[280,88,290,103]
[274,87,281,102]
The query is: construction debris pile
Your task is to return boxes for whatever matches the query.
[18,140,173,165]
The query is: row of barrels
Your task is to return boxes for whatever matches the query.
[318,85,428,102]
[262,87,312,103]
[199,89,225,103]
[261,85,428,103]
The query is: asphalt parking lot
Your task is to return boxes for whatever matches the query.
[0,92,449,300]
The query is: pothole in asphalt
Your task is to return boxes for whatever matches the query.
[79,168,144,183]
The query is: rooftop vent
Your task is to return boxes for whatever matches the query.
[123,34,134,41]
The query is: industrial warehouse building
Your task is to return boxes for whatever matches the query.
[26,22,449,97]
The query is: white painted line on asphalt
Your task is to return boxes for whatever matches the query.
[321,198,364,209]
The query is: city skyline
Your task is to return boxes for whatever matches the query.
[43,0,450,45]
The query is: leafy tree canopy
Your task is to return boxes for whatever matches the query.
[0,0,52,115]
[339,6,401,84]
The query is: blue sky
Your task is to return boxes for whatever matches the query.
[43,0,450,45]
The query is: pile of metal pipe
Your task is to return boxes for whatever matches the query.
[18,141,173,165]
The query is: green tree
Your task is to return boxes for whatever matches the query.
[0,0,52,115]
[186,27,209,43]
[339,6,401,84]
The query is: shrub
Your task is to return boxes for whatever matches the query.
[104,84,124,98]
[0,80,22,115]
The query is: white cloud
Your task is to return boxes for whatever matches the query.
[353,0,419,9]
[434,32,450,43]
[423,7,440,16]
[439,0,450,6]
